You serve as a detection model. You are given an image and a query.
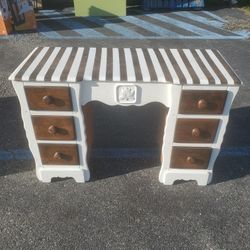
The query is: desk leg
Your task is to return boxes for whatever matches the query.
[82,103,94,168]
[159,84,182,184]
[70,83,90,182]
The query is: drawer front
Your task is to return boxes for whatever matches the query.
[32,116,76,140]
[39,144,79,165]
[170,147,212,169]
[25,87,73,111]
[174,119,220,143]
[179,90,228,114]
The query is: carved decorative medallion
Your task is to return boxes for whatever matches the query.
[116,85,137,104]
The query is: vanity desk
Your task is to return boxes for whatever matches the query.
[9,47,241,185]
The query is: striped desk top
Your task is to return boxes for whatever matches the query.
[9,47,242,85]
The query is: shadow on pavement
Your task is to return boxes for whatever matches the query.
[212,106,250,184]
[0,96,28,149]
[0,96,33,176]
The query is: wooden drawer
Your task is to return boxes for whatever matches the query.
[39,144,79,165]
[32,116,76,140]
[25,87,73,111]
[179,90,228,114]
[170,147,212,169]
[174,119,219,143]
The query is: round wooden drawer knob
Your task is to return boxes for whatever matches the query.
[192,128,201,137]
[197,99,208,110]
[42,95,53,105]
[186,156,195,164]
[48,125,57,135]
[53,152,63,160]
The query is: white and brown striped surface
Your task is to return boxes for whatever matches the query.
[9,47,242,85]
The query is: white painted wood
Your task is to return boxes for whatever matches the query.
[51,47,73,82]
[124,48,136,82]
[182,85,228,90]
[159,84,182,183]
[136,48,150,82]
[159,48,179,84]
[80,82,171,107]
[37,47,61,82]
[40,165,90,174]
[113,48,120,82]
[161,169,213,186]
[177,114,225,119]
[37,168,86,183]
[225,86,239,114]
[170,49,193,84]
[99,48,107,81]
[30,111,77,116]
[36,140,78,144]
[70,83,90,179]
[67,48,84,82]
[148,48,166,82]
[195,49,221,85]
[22,47,49,81]
[183,49,208,85]
[206,49,234,85]
[115,84,137,104]
[24,81,69,87]
[173,143,214,147]
[42,165,81,168]
[12,81,43,169]
[83,47,96,81]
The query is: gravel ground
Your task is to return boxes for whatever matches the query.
[223,8,250,32]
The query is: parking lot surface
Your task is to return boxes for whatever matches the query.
[0,8,250,250]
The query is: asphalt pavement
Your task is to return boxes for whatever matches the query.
[0,8,250,250]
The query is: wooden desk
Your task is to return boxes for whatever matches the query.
[9,47,241,185]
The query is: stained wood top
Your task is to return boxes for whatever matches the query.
[9,47,242,85]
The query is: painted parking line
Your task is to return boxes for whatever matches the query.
[121,15,183,38]
[86,16,145,38]
[1,147,250,161]
[35,10,249,40]
[0,10,244,40]
[37,22,63,39]
[0,149,33,161]
[148,13,224,38]
[202,10,228,23]
[173,11,224,28]
[41,11,106,38]
[233,29,250,38]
